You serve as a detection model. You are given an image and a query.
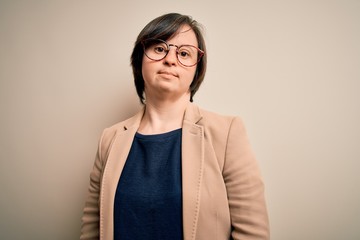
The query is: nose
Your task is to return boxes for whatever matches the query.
[163,47,178,66]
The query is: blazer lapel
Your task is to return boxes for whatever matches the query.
[100,109,144,240]
[182,103,204,240]
[100,104,204,240]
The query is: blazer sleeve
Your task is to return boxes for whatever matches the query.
[223,117,270,240]
[80,130,107,240]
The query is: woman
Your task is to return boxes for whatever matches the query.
[81,13,269,240]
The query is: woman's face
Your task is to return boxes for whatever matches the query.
[141,25,198,102]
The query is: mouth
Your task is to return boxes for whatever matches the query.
[158,70,178,77]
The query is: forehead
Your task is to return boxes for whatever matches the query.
[167,25,198,46]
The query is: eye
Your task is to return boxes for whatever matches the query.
[150,42,168,54]
[179,50,190,57]
[178,48,192,59]
[154,46,165,53]
[178,45,197,59]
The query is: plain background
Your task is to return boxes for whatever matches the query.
[1,0,359,239]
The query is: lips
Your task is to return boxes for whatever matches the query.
[158,70,178,77]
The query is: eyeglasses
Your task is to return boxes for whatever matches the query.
[142,38,205,67]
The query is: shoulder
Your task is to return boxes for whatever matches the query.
[98,108,144,156]
[199,107,234,124]
[188,105,248,150]
[103,108,144,136]
[197,106,245,133]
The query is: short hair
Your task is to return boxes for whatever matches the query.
[130,13,207,104]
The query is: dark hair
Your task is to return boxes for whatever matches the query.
[130,13,207,104]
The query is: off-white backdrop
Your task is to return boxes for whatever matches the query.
[1,1,359,239]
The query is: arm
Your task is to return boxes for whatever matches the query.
[223,117,270,239]
[80,132,106,240]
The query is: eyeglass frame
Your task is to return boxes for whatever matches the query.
[141,38,205,67]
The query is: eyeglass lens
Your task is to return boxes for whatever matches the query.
[143,39,202,67]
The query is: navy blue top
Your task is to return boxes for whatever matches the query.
[113,128,183,240]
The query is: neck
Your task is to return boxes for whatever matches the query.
[138,94,190,134]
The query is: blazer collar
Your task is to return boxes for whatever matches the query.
[183,102,203,125]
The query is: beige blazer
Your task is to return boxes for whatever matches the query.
[81,103,269,240]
